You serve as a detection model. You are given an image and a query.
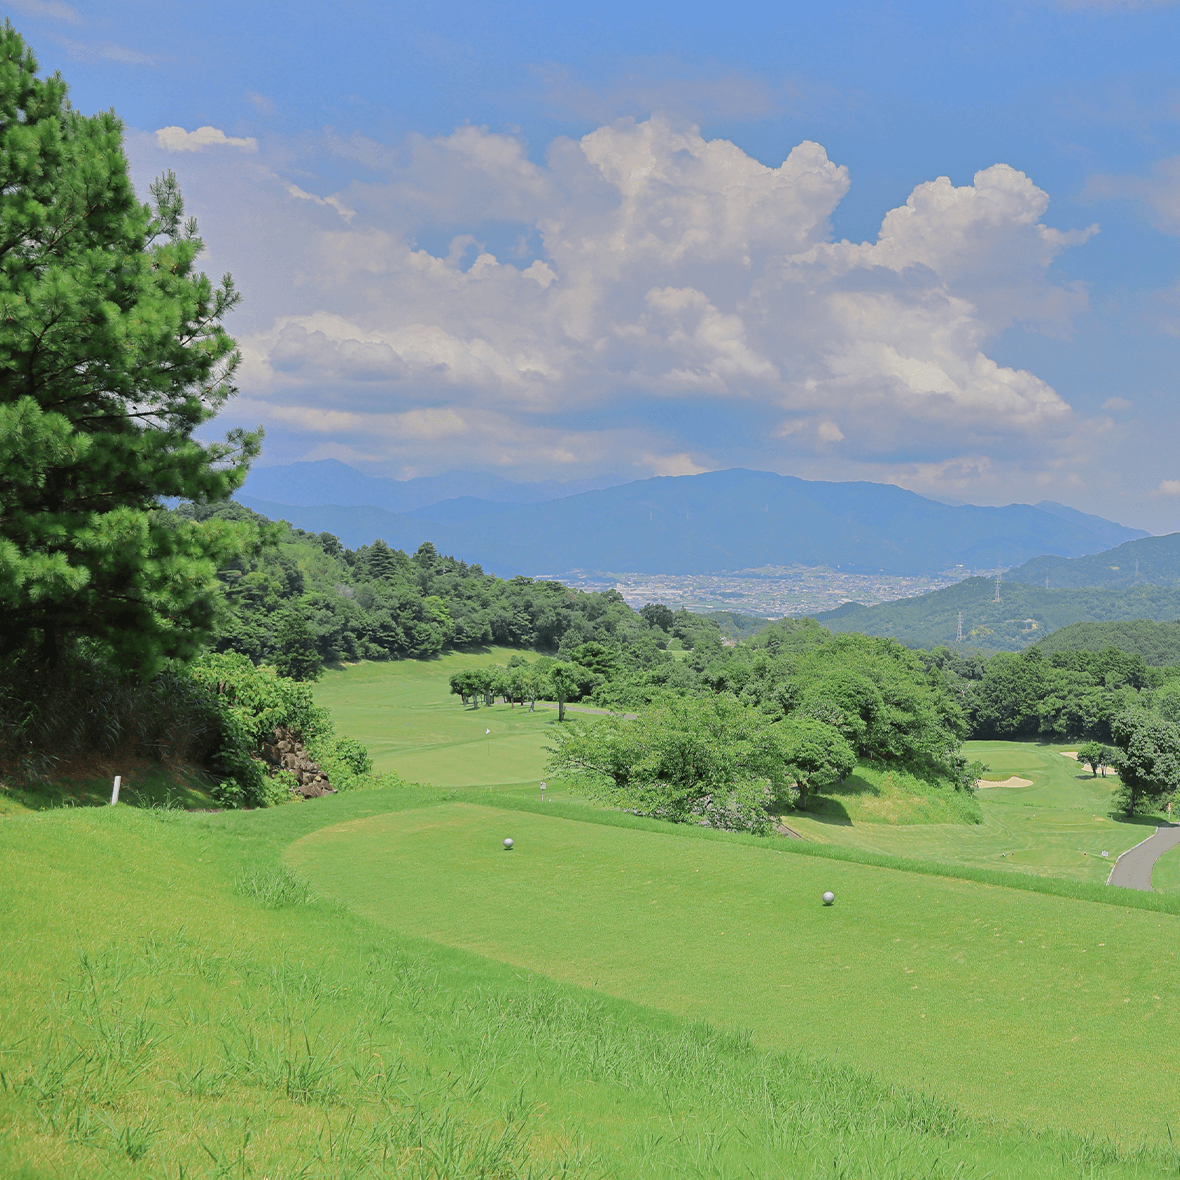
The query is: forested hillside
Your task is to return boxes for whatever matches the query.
[1035,620,1180,665]
[1006,532,1180,589]
[815,577,1180,653]
[177,502,720,672]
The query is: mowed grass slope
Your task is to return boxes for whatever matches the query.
[790,740,1150,882]
[12,796,1176,1178]
[289,801,1180,1143]
[315,650,556,787]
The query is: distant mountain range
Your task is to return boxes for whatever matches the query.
[239,459,623,513]
[237,463,1148,578]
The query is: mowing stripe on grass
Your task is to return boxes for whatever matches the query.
[288,800,1180,1144]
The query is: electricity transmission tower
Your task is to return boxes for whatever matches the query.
[994,572,1001,602]
[957,611,963,643]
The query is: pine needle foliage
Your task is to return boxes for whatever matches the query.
[0,24,262,673]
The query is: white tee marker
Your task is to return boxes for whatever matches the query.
[109,775,122,806]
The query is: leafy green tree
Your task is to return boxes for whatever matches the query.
[0,28,260,673]
[449,670,478,707]
[570,641,616,678]
[1154,680,1180,727]
[1076,740,1110,777]
[548,660,596,721]
[1109,710,1180,815]
[969,649,1047,738]
[273,612,322,682]
[548,662,580,722]
[640,603,674,632]
[778,716,857,810]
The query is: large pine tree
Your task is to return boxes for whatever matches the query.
[0,25,261,672]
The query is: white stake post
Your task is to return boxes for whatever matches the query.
[110,775,121,806]
[540,781,546,803]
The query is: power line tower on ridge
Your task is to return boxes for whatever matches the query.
[994,573,1001,603]
[957,611,963,643]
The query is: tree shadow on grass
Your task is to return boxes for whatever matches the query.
[800,798,853,825]
[1110,812,1172,830]
[0,758,218,814]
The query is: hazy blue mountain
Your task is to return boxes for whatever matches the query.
[1032,501,1150,550]
[236,498,431,552]
[816,579,1180,655]
[401,496,512,525]
[1006,531,1180,589]
[238,458,622,513]
[238,468,1148,578]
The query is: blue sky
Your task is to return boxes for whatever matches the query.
[11,0,1180,529]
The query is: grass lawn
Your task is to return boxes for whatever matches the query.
[288,798,1180,1143]
[315,650,559,787]
[1152,841,1180,894]
[789,740,1152,884]
[0,755,217,815]
[13,794,1179,1177]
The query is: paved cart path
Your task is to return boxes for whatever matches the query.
[1107,823,1180,891]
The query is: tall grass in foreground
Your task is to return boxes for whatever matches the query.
[2,801,1179,1178]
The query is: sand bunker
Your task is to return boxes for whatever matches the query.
[977,776,1034,789]
[1061,751,1080,761]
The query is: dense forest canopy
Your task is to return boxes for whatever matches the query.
[1034,619,1180,666]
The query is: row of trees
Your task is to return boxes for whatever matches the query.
[450,627,981,831]
[449,658,598,720]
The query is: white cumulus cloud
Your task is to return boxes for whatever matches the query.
[127,115,1099,482]
[155,126,258,153]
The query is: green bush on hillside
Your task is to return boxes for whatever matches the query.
[188,652,390,805]
[547,694,856,832]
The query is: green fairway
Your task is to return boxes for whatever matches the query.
[289,799,1180,1142]
[15,796,1180,1177]
[313,660,1156,885]
[315,651,557,787]
[790,740,1151,883]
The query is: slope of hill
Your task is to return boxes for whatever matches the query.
[815,578,1180,654]
[1006,531,1180,589]
[1032,500,1150,550]
[1033,619,1180,664]
[238,468,1146,578]
[239,458,621,513]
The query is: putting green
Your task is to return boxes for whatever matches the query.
[288,801,1180,1142]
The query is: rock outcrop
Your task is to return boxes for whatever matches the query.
[260,727,335,798]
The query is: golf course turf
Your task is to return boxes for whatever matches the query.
[11,652,1180,1176]
[288,798,1180,1142]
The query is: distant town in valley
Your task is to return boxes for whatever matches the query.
[541,564,992,617]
